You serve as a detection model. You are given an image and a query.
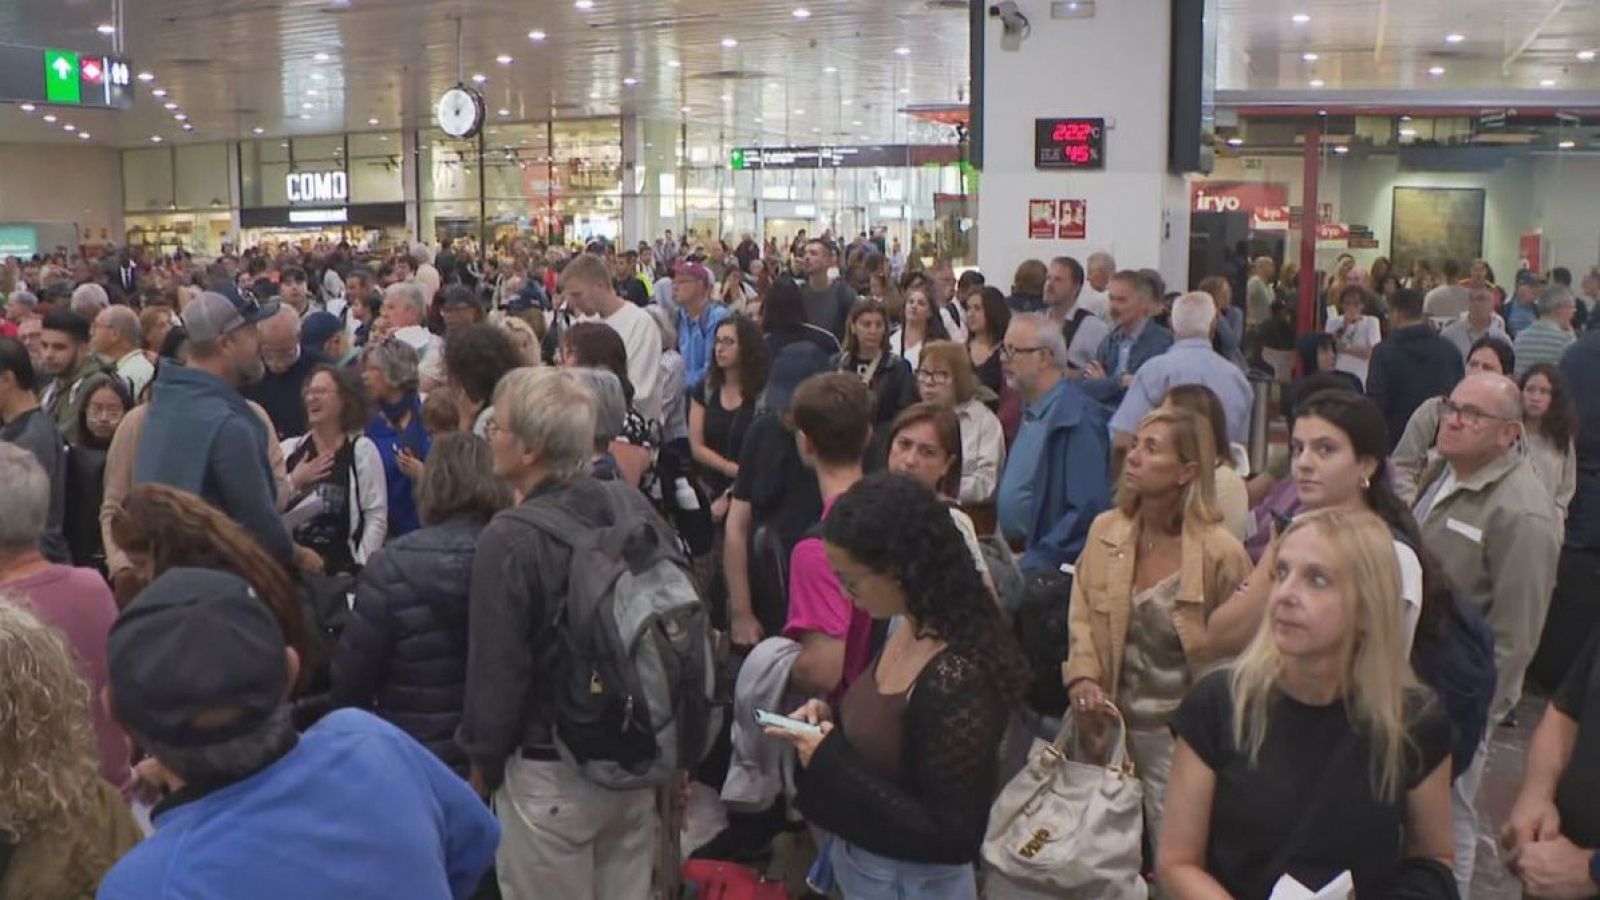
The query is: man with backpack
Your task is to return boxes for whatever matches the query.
[462,367,716,900]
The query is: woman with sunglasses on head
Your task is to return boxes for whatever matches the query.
[1158,508,1454,899]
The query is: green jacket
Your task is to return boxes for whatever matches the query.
[1414,451,1562,721]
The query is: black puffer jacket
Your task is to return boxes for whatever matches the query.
[331,518,484,771]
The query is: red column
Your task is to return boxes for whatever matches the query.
[1297,125,1320,337]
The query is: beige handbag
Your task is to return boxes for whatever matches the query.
[980,704,1147,899]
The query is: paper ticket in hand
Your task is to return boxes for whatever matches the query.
[1267,871,1353,900]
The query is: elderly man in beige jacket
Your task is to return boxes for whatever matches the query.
[1412,371,1562,896]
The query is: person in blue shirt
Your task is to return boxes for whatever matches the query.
[996,313,1112,574]
[1506,270,1544,338]
[1081,269,1174,408]
[100,567,499,900]
[674,261,729,394]
[361,338,431,537]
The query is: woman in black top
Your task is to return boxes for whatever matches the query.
[1158,507,1454,899]
[766,473,1028,899]
[963,286,1010,397]
[835,300,917,441]
[65,376,131,573]
[690,315,768,502]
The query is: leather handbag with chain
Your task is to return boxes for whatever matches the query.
[980,703,1147,899]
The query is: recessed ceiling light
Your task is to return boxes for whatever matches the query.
[1309,78,1325,87]
[252,126,265,134]
[850,119,863,126]
[623,77,639,86]
[301,101,314,109]
[63,123,75,131]
[18,103,33,112]
[680,105,692,113]
[1302,52,1318,61]
[280,142,289,147]
[306,88,319,96]
[96,23,115,34]
[1445,33,1465,43]
[152,88,168,98]
[894,46,910,55]
[1400,114,1412,122]
[1541,78,1558,87]
[77,132,90,140]
[498,107,510,116]
[471,73,488,84]
[164,101,179,110]
[575,0,594,9]
[42,114,57,123]
[723,94,734,102]
[300,113,312,120]
[1333,144,1349,154]
[1580,50,1597,61]
[150,135,163,143]
[311,72,325,80]
[174,113,188,121]
[898,87,910,94]
[794,108,805,114]
[313,52,331,62]
[823,66,838,74]
[378,135,389,141]
[1399,127,1418,137]
[497,54,513,64]
[1559,139,1577,149]
[1428,66,1445,75]
[136,71,155,82]
[182,123,194,131]
[753,116,763,123]
[810,127,821,133]
[367,117,380,126]
[528,29,546,41]
[841,98,853,106]
[721,37,739,48]
[1291,13,1310,24]
[1226,137,1244,147]
[793,7,811,17]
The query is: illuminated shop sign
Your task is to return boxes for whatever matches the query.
[285,170,349,205]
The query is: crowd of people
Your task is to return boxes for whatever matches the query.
[1,229,1598,900]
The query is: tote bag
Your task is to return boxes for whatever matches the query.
[980,704,1146,899]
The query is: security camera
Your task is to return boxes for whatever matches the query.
[989,1,1030,34]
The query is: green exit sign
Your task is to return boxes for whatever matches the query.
[44,49,80,104]
[730,148,746,170]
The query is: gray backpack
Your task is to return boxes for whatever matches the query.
[515,484,720,790]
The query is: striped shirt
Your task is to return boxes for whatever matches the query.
[1512,319,1575,377]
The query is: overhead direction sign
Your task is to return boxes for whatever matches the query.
[0,42,133,109]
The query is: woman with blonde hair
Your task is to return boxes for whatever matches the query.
[1064,406,1252,841]
[0,600,140,898]
[1157,508,1454,899]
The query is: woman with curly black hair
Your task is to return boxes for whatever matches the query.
[765,472,1029,899]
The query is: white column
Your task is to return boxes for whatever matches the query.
[402,129,420,240]
[976,0,1191,289]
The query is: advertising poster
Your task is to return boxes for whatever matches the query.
[1029,199,1056,239]
[1058,200,1087,240]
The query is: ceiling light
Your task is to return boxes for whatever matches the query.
[164,101,179,110]
[471,73,487,83]
[151,135,163,143]
[1541,78,1558,87]
[1399,127,1418,137]
[306,88,319,96]
[182,123,194,131]
[1560,139,1577,149]
[575,0,594,9]
[301,101,314,109]
[823,66,838,74]
[680,105,692,113]
[1400,115,1412,122]
[300,113,313,119]
[753,116,763,123]
[841,98,853,106]
[313,52,331,62]
[793,7,811,17]
[1302,52,1318,61]
[77,132,90,140]
[136,71,155,82]
[1333,144,1349,154]
[794,108,805,114]
[498,107,510,116]
[528,30,547,41]
[252,126,265,134]
[1291,13,1310,24]
[667,59,681,67]
[898,87,910,94]
[894,46,910,55]
[96,23,116,34]
[152,88,168,98]
[63,123,75,131]
[1428,66,1445,75]
[497,54,513,64]
[311,72,325,80]
[722,94,734,102]
[378,135,389,141]
[810,127,821,133]
[18,103,33,112]
[1226,137,1243,147]
[1581,50,1597,61]
[721,37,739,48]
[174,113,188,121]
[1445,33,1465,43]
[1309,78,1325,87]
[42,114,57,123]
[367,117,379,126]
[623,77,639,86]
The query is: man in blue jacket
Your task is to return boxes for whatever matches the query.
[997,313,1112,574]
[1081,269,1174,408]
[100,568,499,899]
[1365,287,1464,451]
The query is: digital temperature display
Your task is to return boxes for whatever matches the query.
[1034,117,1105,170]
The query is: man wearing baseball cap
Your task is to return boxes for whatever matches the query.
[1508,269,1545,338]
[674,260,728,393]
[99,568,499,899]
[133,289,299,566]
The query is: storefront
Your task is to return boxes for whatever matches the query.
[238,133,409,249]
[121,142,234,257]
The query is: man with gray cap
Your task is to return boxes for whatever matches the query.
[134,289,299,566]
[1512,285,1578,377]
[100,568,499,899]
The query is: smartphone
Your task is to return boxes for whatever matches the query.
[754,708,823,737]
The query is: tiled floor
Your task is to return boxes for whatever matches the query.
[1465,695,1544,900]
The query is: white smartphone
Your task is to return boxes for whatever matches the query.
[754,708,823,737]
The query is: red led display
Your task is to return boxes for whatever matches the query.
[1035,117,1105,170]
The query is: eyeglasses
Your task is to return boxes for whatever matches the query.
[999,344,1049,360]
[1441,399,1514,428]
[915,368,952,385]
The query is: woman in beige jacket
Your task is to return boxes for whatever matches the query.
[1063,406,1252,841]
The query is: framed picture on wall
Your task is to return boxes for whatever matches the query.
[1390,187,1486,279]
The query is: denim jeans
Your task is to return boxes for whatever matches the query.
[826,838,977,900]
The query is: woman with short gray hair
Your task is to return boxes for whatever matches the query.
[361,339,430,537]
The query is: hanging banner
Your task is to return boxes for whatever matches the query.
[1029,199,1056,239]
[1057,199,1087,240]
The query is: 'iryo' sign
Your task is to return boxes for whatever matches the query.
[286,170,349,205]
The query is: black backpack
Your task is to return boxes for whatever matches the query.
[513,484,721,789]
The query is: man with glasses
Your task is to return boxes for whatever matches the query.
[995,313,1111,575]
[1413,371,1563,895]
[243,305,325,440]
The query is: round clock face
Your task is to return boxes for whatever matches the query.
[437,86,484,139]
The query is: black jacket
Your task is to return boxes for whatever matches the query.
[331,518,485,771]
[1366,323,1465,451]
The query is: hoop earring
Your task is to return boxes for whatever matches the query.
[1360,475,1371,490]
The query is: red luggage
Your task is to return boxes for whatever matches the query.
[680,859,788,899]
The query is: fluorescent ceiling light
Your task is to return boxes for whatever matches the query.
[497,54,513,64]
[721,37,739,48]
[528,30,547,41]
[96,23,115,34]
[792,7,811,18]
[1445,33,1465,44]
[1291,13,1310,24]
[1559,139,1577,149]
[313,52,331,62]
[1303,52,1318,61]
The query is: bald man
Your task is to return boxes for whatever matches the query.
[1413,371,1562,894]
[91,306,154,398]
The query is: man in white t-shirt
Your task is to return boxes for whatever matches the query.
[560,253,663,423]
